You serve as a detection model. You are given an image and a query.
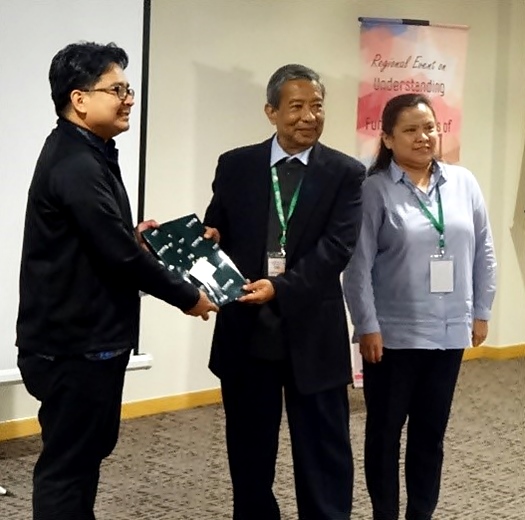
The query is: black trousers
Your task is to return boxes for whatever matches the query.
[220,357,353,520]
[362,348,463,520]
[18,350,130,520]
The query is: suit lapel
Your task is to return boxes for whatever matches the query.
[242,139,272,263]
[286,143,329,259]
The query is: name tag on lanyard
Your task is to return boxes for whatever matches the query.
[405,178,453,293]
[267,252,286,277]
[430,256,454,293]
[268,165,302,275]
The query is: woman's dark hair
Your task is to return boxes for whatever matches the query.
[368,93,436,175]
[49,41,129,116]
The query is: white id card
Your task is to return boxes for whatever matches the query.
[267,252,286,277]
[189,257,217,284]
[430,257,454,293]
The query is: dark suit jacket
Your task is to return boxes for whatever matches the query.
[204,137,366,394]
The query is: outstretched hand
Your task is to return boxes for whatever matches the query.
[185,290,219,321]
[203,226,221,244]
[238,279,275,305]
[135,219,159,251]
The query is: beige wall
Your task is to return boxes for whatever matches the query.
[1,0,524,423]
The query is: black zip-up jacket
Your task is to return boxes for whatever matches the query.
[16,119,199,356]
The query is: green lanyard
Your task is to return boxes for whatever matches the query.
[271,166,303,255]
[413,184,445,254]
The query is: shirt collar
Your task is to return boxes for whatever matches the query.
[388,159,446,185]
[270,134,312,167]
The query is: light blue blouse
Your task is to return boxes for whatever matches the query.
[343,160,497,350]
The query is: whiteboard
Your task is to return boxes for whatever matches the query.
[0,0,148,382]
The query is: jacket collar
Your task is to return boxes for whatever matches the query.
[57,118,119,162]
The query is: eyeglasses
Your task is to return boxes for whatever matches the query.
[82,85,135,101]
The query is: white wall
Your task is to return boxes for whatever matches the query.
[2,0,524,423]
[489,0,525,346]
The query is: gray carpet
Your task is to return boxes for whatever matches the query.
[1,358,524,519]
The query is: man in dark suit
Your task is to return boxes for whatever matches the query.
[203,64,366,519]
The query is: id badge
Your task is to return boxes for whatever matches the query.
[430,255,454,293]
[267,252,286,277]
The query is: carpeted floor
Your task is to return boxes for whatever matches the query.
[1,358,523,519]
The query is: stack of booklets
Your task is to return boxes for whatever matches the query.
[141,214,247,306]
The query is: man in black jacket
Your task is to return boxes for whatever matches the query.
[204,64,366,519]
[16,42,217,520]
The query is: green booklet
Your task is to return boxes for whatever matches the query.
[141,214,247,306]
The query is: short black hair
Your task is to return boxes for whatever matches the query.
[49,41,129,116]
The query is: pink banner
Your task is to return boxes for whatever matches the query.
[356,19,469,165]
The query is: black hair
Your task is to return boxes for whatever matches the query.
[49,41,128,116]
[368,93,436,175]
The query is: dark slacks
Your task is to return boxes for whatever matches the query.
[220,357,353,520]
[18,349,130,520]
[362,348,463,520]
